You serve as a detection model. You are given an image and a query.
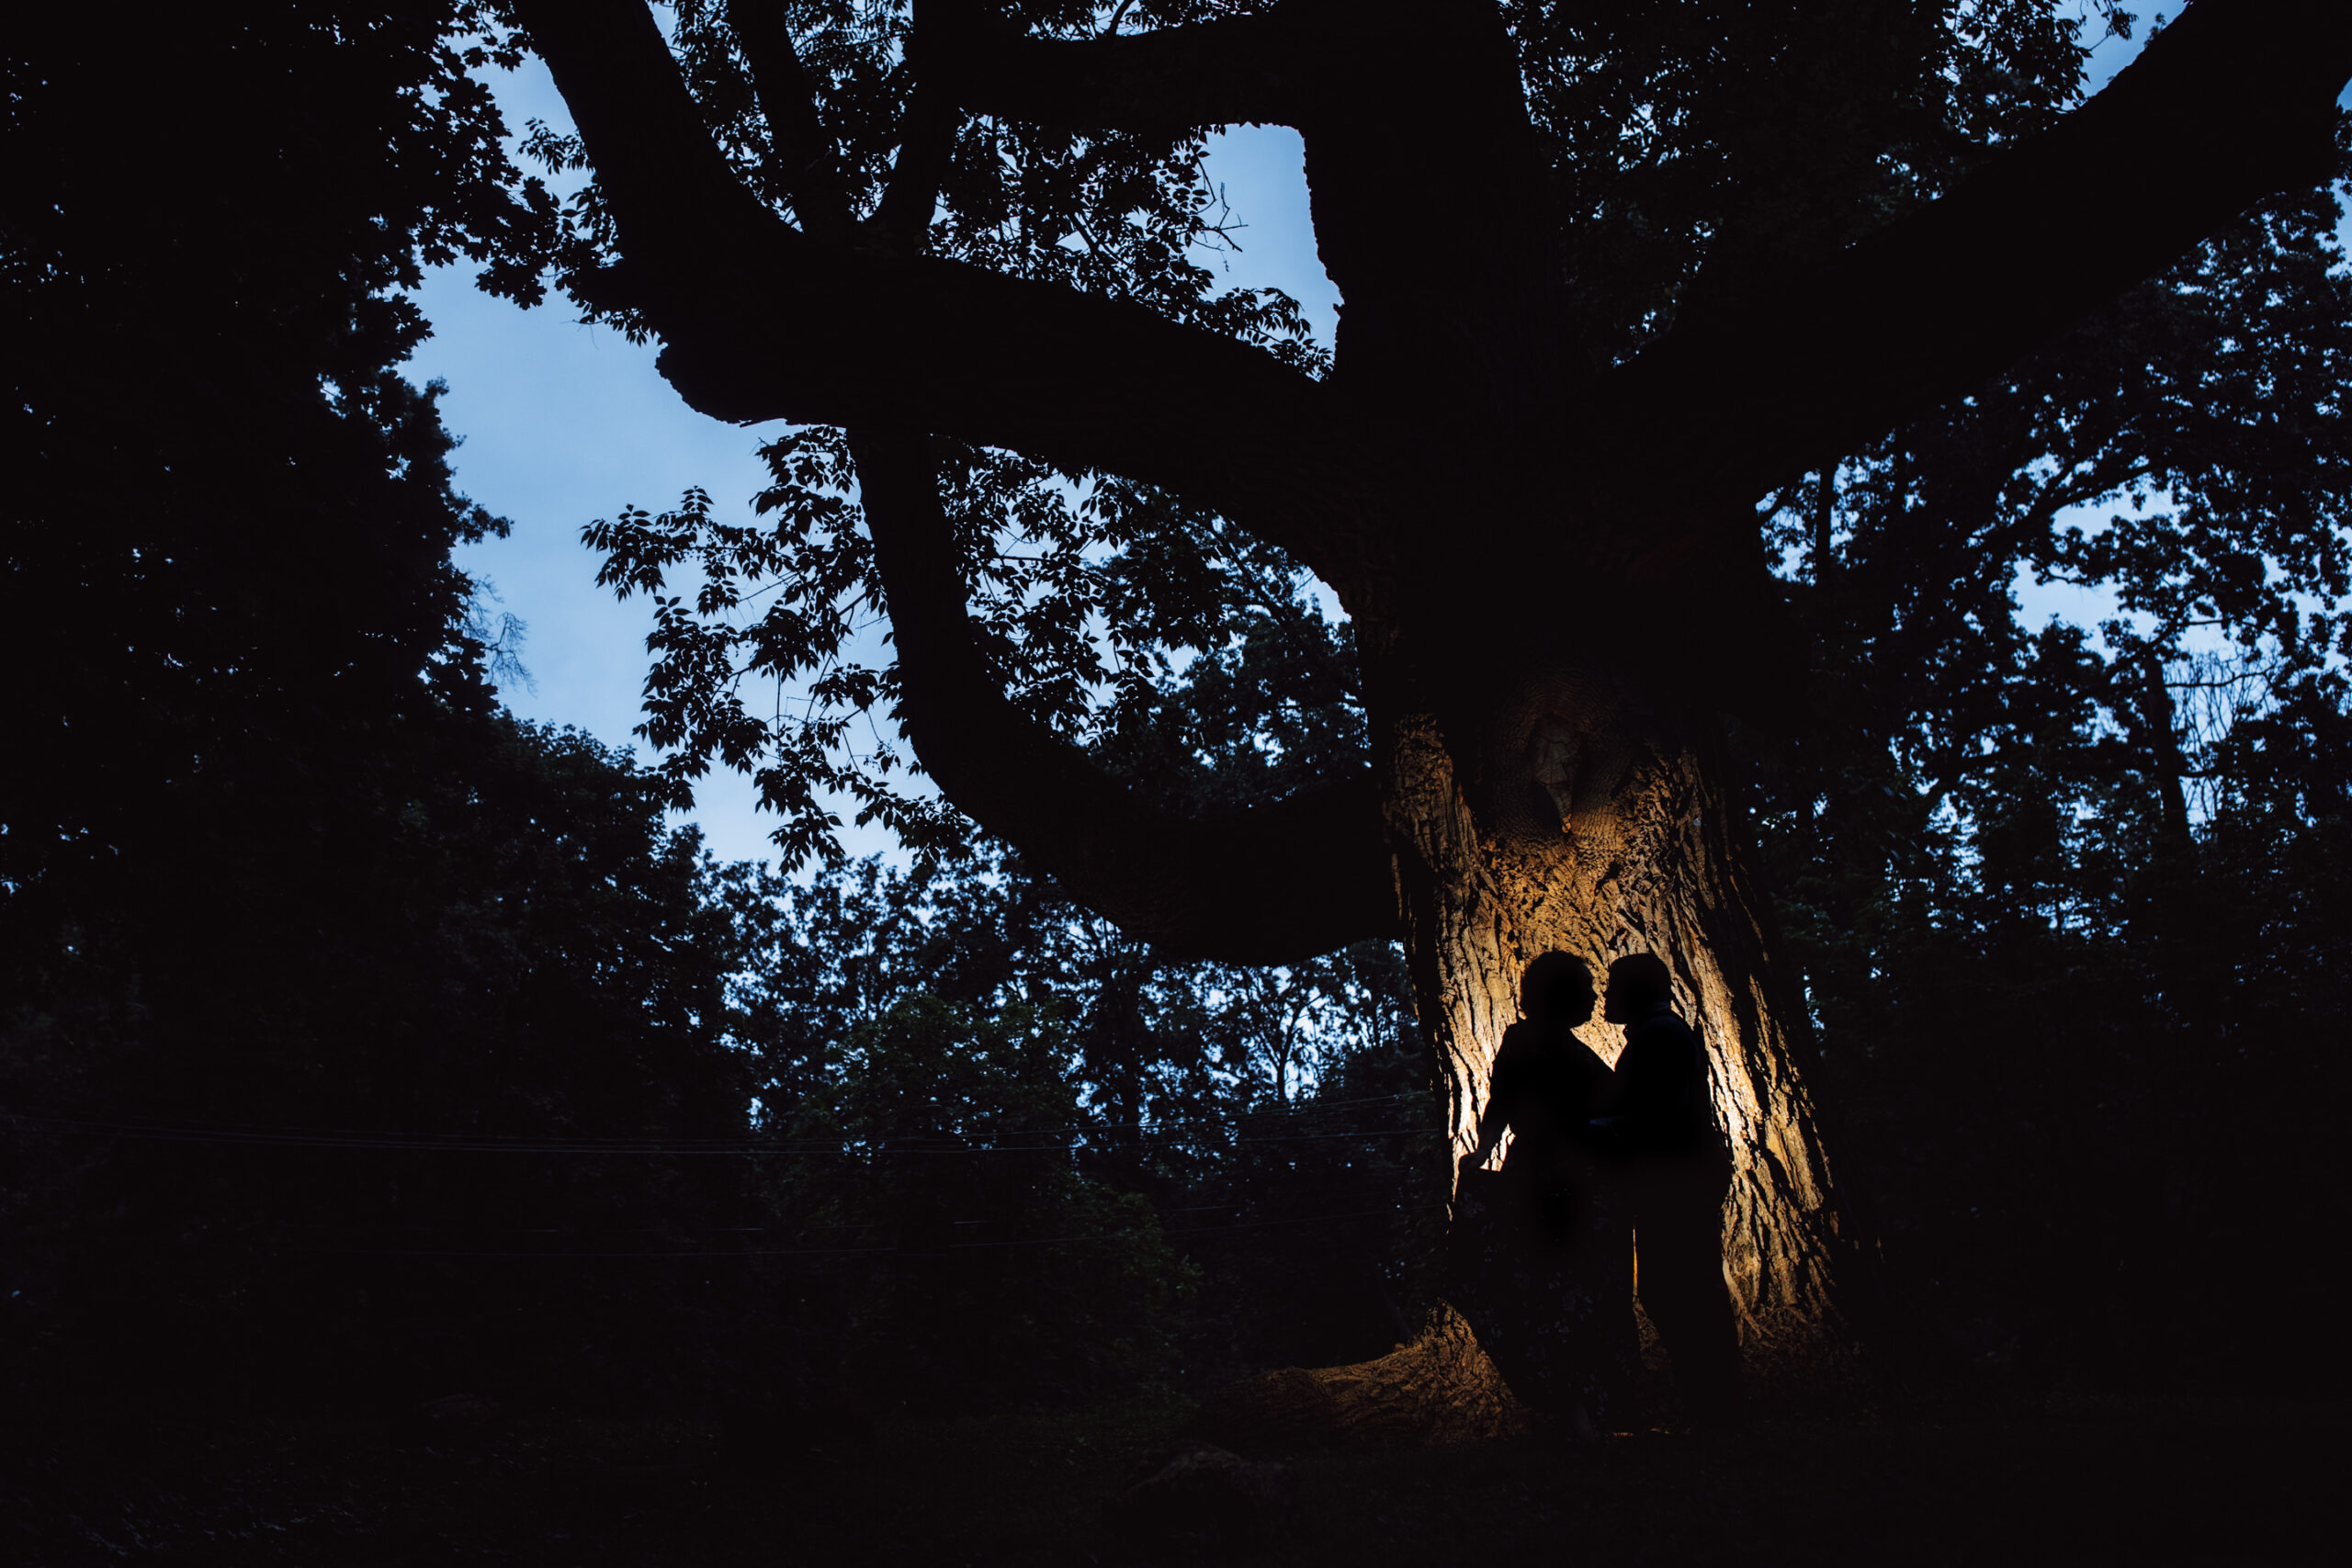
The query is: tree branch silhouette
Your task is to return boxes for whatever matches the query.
[1600,0,2352,517]
[853,430,1397,961]
[517,0,1376,581]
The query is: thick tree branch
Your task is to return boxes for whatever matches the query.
[852,431,1399,963]
[871,4,961,252]
[933,1,1560,429]
[727,0,854,243]
[1290,1,1559,410]
[1607,0,2352,511]
[928,0,1317,132]
[514,0,1380,587]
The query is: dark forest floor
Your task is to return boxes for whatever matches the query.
[6,1388,2342,1566]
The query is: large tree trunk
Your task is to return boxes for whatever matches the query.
[1372,649,1844,1366]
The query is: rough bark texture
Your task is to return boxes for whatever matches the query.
[1375,655,1841,1361]
[1188,1303,1530,1453]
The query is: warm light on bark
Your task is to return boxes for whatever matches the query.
[1382,675,1840,1359]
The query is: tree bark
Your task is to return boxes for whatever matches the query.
[1371,640,1843,1362]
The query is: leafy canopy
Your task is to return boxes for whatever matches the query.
[505,2,2343,886]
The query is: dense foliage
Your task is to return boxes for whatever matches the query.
[2,3,553,902]
[538,1,2146,868]
[5,0,2347,1433]
[1719,66,2352,1387]
[704,845,1440,1394]
[0,0,783,1412]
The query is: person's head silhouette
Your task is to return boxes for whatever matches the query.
[1521,952,1597,1033]
[1603,953,1675,1024]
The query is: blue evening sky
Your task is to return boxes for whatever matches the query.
[406,22,2153,869]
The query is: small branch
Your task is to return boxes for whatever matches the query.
[869,0,964,253]
[726,0,854,242]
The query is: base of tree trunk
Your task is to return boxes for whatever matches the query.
[1186,1304,1532,1454]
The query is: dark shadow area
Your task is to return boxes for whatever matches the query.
[6,1392,2343,1566]
[6,6,2347,1565]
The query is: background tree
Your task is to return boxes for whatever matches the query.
[2,2,549,901]
[1739,172,2352,1387]
[0,4,790,1414]
[510,0,2352,1360]
[712,838,1439,1391]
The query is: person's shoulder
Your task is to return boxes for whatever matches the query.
[1646,1011,1705,1066]
[1623,1009,1697,1051]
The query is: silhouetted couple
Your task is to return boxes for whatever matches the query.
[1453,952,1742,1433]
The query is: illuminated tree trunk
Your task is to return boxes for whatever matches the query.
[1372,649,1844,1362]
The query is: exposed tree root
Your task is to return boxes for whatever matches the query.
[1186,1304,1532,1454]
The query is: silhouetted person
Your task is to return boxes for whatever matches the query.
[1602,953,1743,1425]
[1453,953,1636,1433]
